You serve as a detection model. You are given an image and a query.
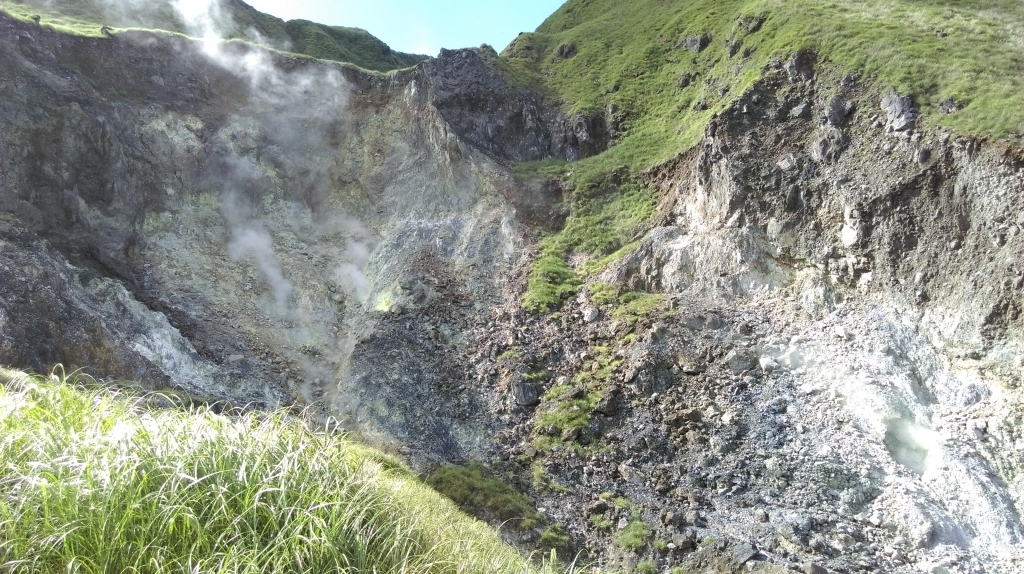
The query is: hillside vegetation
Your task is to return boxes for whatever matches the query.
[505,0,1024,312]
[505,0,1024,168]
[0,368,551,573]
[0,0,426,72]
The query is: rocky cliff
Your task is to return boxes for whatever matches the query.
[1,6,1023,574]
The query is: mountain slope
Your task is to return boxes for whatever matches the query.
[0,0,427,72]
[501,0,1024,171]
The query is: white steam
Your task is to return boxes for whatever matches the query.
[333,241,371,302]
[227,225,293,309]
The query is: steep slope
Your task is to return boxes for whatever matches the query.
[0,14,548,465]
[504,0,1024,165]
[0,368,550,573]
[1,2,1023,574]
[0,0,427,71]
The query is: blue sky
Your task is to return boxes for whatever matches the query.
[244,0,567,56]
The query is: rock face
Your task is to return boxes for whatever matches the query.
[425,48,612,162]
[0,17,539,460]
[2,13,1024,574]
[467,62,1023,572]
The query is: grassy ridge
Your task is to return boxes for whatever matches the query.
[507,0,1024,168]
[0,368,549,573]
[0,0,426,72]
[507,0,1024,312]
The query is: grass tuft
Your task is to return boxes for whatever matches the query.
[615,520,651,550]
[0,367,553,574]
[425,462,544,531]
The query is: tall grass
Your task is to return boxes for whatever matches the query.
[0,368,552,574]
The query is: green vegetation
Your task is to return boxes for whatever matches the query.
[0,0,426,72]
[587,284,664,326]
[512,1,1024,315]
[530,460,573,495]
[498,347,525,361]
[0,368,551,573]
[612,292,664,326]
[282,20,427,71]
[426,462,544,530]
[539,523,572,550]
[637,561,658,574]
[507,0,1024,160]
[588,513,613,530]
[615,520,651,550]
[533,346,622,450]
[522,181,658,314]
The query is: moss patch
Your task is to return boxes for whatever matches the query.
[522,178,658,313]
[616,520,652,550]
[425,462,544,530]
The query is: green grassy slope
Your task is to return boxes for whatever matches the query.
[0,368,551,573]
[505,0,1024,312]
[506,0,1024,168]
[0,0,427,72]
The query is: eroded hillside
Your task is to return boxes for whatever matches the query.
[1,1,1023,573]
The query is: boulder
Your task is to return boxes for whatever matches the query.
[555,43,578,59]
[724,348,757,373]
[512,377,540,406]
[676,34,711,52]
[825,96,853,126]
[810,126,848,163]
[790,100,812,119]
[785,51,815,82]
[881,88,917,131]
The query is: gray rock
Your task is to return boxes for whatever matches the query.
[811,126,848,162]
[725,349,757,373]
[881,88,917,131]
[676,34,711,52]
[825,96,853,126]
[555,43,577,59]
[583,307,600,323]
[938,97,959,114]
[805,562,828,574]
[685,510,703,526]
[512,378,540,406]
[785,51,815,82]
[791,100,812,119]
[588,499,610,514]
[731,542,758,564]
[738,15,766,34]
[759,356,780,372]
[593,387,621,415]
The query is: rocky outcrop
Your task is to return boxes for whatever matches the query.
[467,60,1023,573]
[0,15,532,461]
[425,48,612,162]
[2,11,1024,574]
